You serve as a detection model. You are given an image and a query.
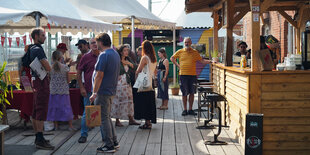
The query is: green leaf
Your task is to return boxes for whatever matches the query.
[4,98,10,105]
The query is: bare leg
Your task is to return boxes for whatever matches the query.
[68,120,73,128]
[182,96,188,110]
[32,118,37,132]
[189,94,194,110]
[36,120,44,132]
[128,116,140,125]
[163,100,169,107]
[115,118,124,127]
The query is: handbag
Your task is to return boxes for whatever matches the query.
[133,56,153,92]
[85,104,101,127]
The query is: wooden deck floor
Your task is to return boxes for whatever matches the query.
[4,91,243,155]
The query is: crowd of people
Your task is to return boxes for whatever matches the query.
[19,27,211,153]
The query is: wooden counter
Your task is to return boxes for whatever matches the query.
[212,63,310,154]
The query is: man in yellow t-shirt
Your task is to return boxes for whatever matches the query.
[171,37,211,116]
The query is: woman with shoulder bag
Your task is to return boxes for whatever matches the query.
[134,40,157,129]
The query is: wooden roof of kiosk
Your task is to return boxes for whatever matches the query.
[185,0,310,71]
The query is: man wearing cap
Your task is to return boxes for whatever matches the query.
[77,38,99,143]
[75,39,90,69]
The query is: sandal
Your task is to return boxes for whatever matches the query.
[157,106,164,109]
[129,121,140,125]
[138,124,152,129]
[159,106,168,110]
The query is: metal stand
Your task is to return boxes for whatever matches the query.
[196,101,215,129]
[205,105,227,145]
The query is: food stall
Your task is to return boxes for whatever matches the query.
[185,0,310,154]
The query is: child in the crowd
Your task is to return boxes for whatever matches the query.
[46,50,76,131]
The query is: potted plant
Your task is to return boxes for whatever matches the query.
[211,50,219,62]
[0,61,12,124]
[170,83,180,96]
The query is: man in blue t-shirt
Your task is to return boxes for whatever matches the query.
[29,28,54,150]
[89,33,120,153]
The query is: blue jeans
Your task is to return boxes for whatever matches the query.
[80,92,92,137]
[95,94,117,147]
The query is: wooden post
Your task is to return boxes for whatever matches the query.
[225,0,235,66]
[213,11,219,54]
[250,0,261,71]
[297,28,301,54]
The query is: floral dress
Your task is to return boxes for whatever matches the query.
[111,64,134,119]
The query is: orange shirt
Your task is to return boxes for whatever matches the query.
[172,48,202,75]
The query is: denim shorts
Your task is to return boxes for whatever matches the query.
[180,75,197,96]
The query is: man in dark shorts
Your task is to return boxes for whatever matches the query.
[171,37,211,116]
[29,28,54,149]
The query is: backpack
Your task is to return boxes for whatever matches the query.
[21,44,36,68]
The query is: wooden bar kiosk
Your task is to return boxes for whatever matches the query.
[185,0,310,154]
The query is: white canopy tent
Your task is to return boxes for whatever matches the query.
[68,0,175,52]
[0,0,121,35]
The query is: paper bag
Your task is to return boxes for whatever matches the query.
[258,49,274,71]
[85,105,101,127]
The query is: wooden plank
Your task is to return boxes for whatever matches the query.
[225,76,247,89]
[263,133,310,142]
[264,125,310,133]
[262,100,310,109]
[264,150,310,155]
[223,128,244,153]
[226,93,248,109]
[161,97,176,155]
[262,108,310,117]
[226,70,248,83]
[219,126,243,155]
[53,128,83,155]
[147,100,164,144]
[33,130,72,155]
[226,81,248,98]
[145,143,161,155]
[262,92,310,100]
[226,87,248,104]
[129,128,150,155]
[264,117,310,125]
[260,0,276,12]
[114,125,139,155]
[262,83,310,92]
[261,74,310,83]
[249,75,261,113]
[264,141,310,150]
[278,10,297,28]
[213,10,219,54]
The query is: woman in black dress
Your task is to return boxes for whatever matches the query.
[156,48,169,110]
[134,40,157,129]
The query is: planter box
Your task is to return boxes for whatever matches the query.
[171,88,179,96]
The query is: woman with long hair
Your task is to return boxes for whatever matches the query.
[46,51,75,130]
[111,45,140,127]
[157,48,169,110]
[134,40,157,129]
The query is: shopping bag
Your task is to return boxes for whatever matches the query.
[258,49,274,71]
[133,57,153,92]
[85,105,101,127]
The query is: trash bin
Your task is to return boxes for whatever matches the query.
[245,113,263,155]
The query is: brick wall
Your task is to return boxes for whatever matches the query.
[242,11,295,61]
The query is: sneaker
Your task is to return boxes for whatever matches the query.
[35,140,55,150]
[188,110,197,115]
[182,110,188,116]
[114,142,120,149]
[97,145,116,153]
[78,136,87,143]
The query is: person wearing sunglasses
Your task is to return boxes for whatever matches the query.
[235,41,251,59]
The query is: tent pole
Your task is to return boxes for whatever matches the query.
[173,28,176,85]
[35,12,40,27]
[131,16,135,53]
[119,31,122,46]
